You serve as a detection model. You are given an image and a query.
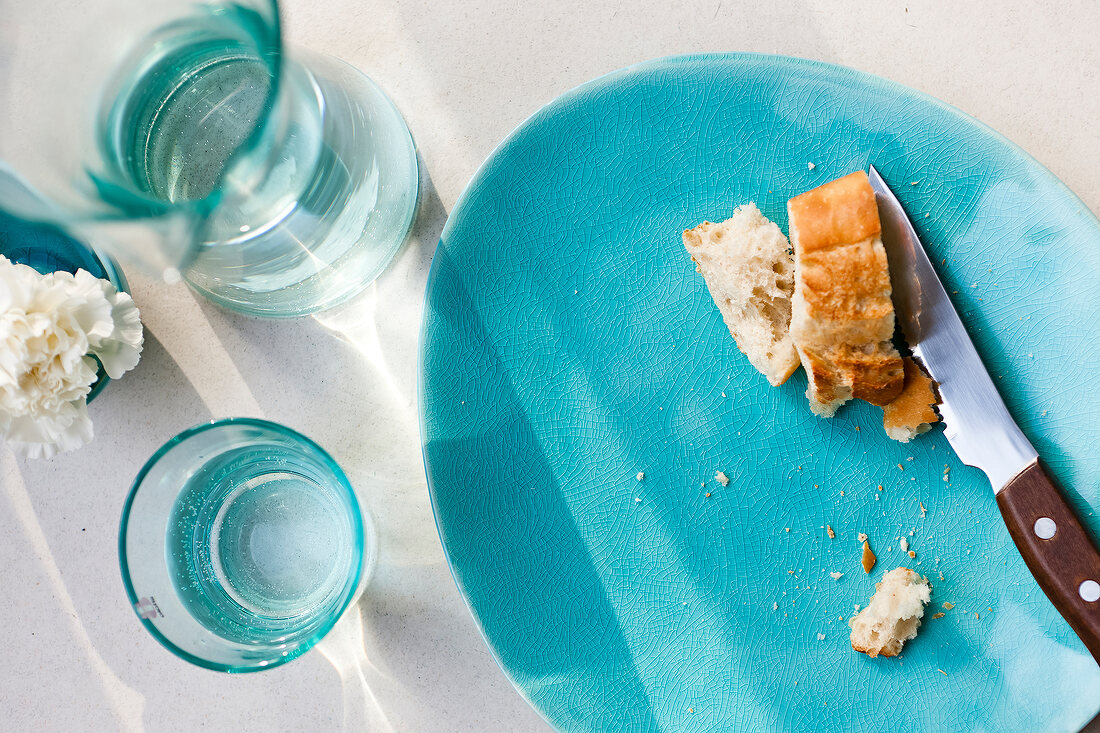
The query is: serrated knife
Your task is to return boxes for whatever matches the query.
[869,165,1100,662]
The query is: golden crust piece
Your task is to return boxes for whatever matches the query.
[882,357,940,442]
[787,170,881,253]
[788,171,905,416]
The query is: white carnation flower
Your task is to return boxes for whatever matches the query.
[52,268,144,379]
[0,254,143,458]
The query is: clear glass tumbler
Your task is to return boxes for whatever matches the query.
[0,1,418,316]
[119,418,372,672]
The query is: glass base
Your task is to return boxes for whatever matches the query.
[119,418,369,672]
[182,54,420,318]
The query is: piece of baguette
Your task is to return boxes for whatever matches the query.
[788,171,905,417]
[882,357,940,442]
[849,567,931,658]
[683,203,799,386]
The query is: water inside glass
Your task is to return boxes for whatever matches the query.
[98,3,418,316]
[166,444,358,643]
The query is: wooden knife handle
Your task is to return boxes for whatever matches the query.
[996,459,1100,663]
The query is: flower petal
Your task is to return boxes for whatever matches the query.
[3,398,93,459]
[0,256,141,458]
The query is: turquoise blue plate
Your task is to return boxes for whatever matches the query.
[419,54,1100,732]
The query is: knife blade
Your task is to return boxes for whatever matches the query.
[869,165,1100,662]
[869,166,1037,491]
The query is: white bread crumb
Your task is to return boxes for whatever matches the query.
[830,572,843,580]
[683,203,798,386]
[636,472,645,481]
[849,567,931,658]
[715,471,730,486]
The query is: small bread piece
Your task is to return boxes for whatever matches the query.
[788,171,905,416]
[883,357,940,442]
[861,540,877,573]
[850,567,931,658]
[683,203,799,386]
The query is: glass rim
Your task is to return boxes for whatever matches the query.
[92,0,285,221]
[0,1,286,249]
[118,416,365,673]
[86,244,128,402]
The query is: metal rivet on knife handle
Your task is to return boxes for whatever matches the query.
[995,460,1100,661]
[1034,517,1057,540]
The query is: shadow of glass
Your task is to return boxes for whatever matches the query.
[316,607,396,733]
[421,245,661,730]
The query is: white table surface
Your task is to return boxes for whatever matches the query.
[2,1,1099,730]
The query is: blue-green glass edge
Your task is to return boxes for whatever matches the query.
[85,244,129,402]
[117,416,365,674]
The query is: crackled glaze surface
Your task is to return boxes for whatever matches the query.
[420,55,1100,731]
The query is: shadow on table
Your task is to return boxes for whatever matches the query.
[0,328,212,730]
[307,162,549,730]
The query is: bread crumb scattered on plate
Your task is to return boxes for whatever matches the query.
[830,572,843,580]
[849,567,931,658]
[826,525,836,539]
[715,471,730,486]
[858,532,868,543]
[636,472,645,481]
[861,541,877,573]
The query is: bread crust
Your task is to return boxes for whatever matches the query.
[787,170,881,252]
[788,171,905,415]
[882,357,940,441]
[850,638,901,658]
